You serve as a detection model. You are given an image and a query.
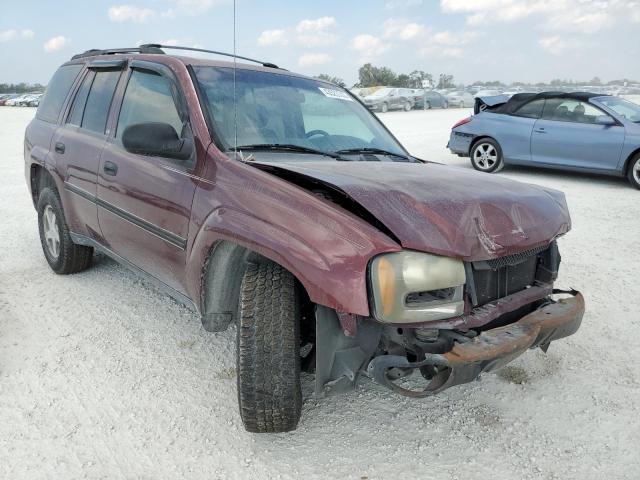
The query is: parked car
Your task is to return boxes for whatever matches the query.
[362,87,414,112]
[26,45,584,433]
[0,93,20,105]
[448,91,640,188]
[26,93,43,107]
[474,89,502,98]
[446,90,475,108]
[5,94,27,106]
[413,89,449,109]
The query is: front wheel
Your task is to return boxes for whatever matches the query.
[470,138,504,173]
[404,101,412,112]
[627,154,640,189]
[380,103,388,113]
[37,187,93,274]
[237,261,302,433]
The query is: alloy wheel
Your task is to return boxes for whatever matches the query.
[633,159,640,185]
[43,205,61,259]
[473,143,498,171]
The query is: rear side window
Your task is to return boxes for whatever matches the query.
[116,69,183,139]
[514,99,545,119]
[67,71,95,126]
[81,70,121,134]
[36,64,83,123]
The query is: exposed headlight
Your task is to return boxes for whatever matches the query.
[369,251,466,324]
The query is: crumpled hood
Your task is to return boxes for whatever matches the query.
[253,160,571,261]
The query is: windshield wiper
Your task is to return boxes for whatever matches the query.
[232,144,343,160]
[335,147,414,162]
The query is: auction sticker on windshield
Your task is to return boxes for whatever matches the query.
[319,87,353,102]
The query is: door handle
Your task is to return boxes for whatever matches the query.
[54,142,65,154]
[103,161,118,176]
[534,128,546,134]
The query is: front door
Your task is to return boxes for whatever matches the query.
[531,98,625,172]
[96,63,198,294]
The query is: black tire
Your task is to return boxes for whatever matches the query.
[470,138,504,173]
[380,102,388,113]
[403,101,412,112]
[237,261,302,433]
[37,187,93,274]
[627,154,640,189]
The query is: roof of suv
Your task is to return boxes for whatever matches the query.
[65,44,324,82]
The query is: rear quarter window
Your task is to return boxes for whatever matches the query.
[514,99,545,119]
[36,64,83,123]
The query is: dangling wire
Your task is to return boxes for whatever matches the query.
[233,0,238,157]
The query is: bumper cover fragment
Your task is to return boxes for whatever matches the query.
[367,290,584,398]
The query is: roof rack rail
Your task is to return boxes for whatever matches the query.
[71,43,280,69]
[139,44,280,69]
[71,45,164,60]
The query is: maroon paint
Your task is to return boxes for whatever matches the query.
[249,161,571,261]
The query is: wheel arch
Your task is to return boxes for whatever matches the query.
[198,239,315,333]
[623,147,640,176]
[29,163,58,208]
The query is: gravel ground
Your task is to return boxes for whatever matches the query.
[1,106,639,480]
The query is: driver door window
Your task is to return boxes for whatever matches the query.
[542,99,608,124]
[116,70,183,140]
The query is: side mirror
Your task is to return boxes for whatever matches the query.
[122,122,193,161]
[594,115,616,126]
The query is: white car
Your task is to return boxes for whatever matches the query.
[474,89,502,98]
[446,91,475,108]
[7,94,30,106]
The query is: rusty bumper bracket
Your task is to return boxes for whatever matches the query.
[367,290,584,398]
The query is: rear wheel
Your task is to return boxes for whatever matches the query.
[237,261,302,433]
[403,101,412,112]
[37,187,93,274]
[627,154,640,189]
[470,138,504,173]
[380,102,388,113]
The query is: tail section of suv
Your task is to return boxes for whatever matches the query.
[25,44,584,433]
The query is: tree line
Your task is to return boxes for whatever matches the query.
[315,65,639,90]
[0,83,45,94]
[316,64,455,90]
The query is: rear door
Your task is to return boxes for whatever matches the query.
[531,98,625,171]
[52,61,124,238]
[96,61,198,294]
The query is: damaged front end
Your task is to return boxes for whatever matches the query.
[314,241,584,398]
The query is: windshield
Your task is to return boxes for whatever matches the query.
[193,67,406,158]
[596,96,640,122]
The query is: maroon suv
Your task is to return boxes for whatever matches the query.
[25,44,584,433]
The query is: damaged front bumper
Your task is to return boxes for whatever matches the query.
[366,289,584,397]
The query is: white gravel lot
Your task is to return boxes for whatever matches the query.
[1,106,639,480]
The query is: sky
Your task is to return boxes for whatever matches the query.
[1,0,639,86]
